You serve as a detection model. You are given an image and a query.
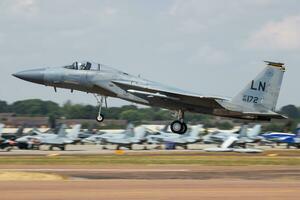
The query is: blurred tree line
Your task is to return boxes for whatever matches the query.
[0,99,208,122]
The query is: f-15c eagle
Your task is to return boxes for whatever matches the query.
[13,61,286,134]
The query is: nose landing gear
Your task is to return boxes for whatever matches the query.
[94,94,107,123]
[170,110,187,134]
[96,114,104,122]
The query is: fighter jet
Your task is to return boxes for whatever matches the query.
[162,125,204,149]
[235,125,262,147]
[13,61,287,134]
[146,125,183,144]
[39,124,82,150]
[261,128,300,149]
[203,124,261,144]
[0,126,24,141]
[204,135,263,153]
[147,125,203,144]
[82,124,134,145]
[104,126,148,150]
[16,124,81,150]
[0,124,15,151]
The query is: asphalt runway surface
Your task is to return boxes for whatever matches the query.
[1,179,299,200]
[0,165,299,200]
[1,165,300,180]
[0,147,299,200]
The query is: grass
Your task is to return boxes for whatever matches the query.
[0,154,299,166]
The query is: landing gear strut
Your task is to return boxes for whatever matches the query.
[170,110,187,134]
[94,94,107,123]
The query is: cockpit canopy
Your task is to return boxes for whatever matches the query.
[63,61,122,74]
[63,61,130,76]
[64,61,100,71]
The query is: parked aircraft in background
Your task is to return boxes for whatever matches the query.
[16,127,57,149]
[146,125,203,148]
[235,125,262,147]
[39,124,82,150]
[261,128,300,148]
[16,124,81,150]
[0,124,15,151]
[163,125,204,149]
[204,136,238,152]
[104,126,148,150]
[203,129,239,144]
[0,126,24,140]
[82,124,133,145]
[146,125,183,144]
[204,135,263,153]
[14,61,287,134]
[204,125,263,153]
[203,124,261,144]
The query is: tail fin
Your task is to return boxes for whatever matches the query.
[134,126,147,139]
[0,124,4,137]
[124,124,135,138]
[293,127,300,137]
[221,136,238,149]
[15,126,24,137]
[238,125,248,138]
[68,124,82,140]
[186,125,203,138]
[231,61,285,112]
[57,124,67,138]
[247,124,261,138]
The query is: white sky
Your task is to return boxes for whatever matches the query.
[0,0,299,108]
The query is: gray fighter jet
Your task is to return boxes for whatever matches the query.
[104,126,148,150]
[13,61,287,134]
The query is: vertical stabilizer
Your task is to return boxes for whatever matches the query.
[0,124,4,137]
[68,124,82,140]
[221,136,238,149]
[231,61,285,112]
[57,124,67,138]
[238,125,248,138]
[247,125,261,138]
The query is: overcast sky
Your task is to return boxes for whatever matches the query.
[0,0,299,108]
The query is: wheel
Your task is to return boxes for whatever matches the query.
[96,114,104,122]
[180,122,187,134]
[170,120,184,134]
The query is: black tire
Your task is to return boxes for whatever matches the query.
[96,114,104,122]
[60,146,65,151]
[180,123,187,134]
[170,120,183,134]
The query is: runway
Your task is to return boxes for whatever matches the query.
[0,165,300,180]
[0,148,299,199]
[1,179,299,200]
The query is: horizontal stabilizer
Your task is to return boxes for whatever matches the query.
[243,112,287,119]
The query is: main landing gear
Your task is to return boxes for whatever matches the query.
[170,110,187,134]
[94,94,107,123]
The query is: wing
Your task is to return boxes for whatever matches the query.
[112,80,226,111]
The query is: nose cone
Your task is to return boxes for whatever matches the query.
[13,68,45,84]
